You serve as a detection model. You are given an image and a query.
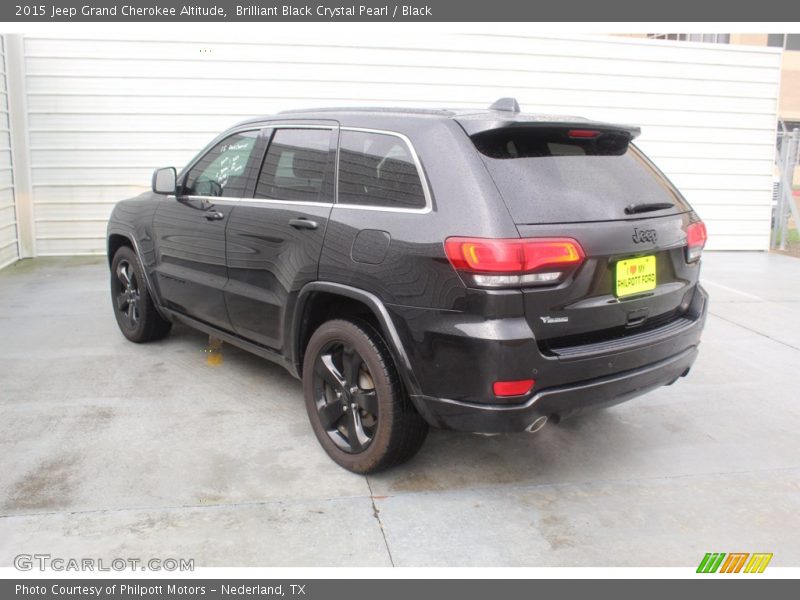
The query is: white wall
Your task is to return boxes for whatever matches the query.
[0,37,18,269]
[11,31,783,255]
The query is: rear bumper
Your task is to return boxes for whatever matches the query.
[390,285,708,433]
[411,345,698,433]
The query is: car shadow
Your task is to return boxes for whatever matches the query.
[368,407,652,494]
[168,323,649,492]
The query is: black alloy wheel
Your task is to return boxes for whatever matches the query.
[302,319,428,473]
[114,259,141,329]
[110,245,171,343]
[312,340,380,453]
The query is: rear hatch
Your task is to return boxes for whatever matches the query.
[461,118,702,355]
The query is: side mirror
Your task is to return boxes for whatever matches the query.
[152,167,177,195]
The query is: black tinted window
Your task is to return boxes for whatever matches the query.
[338,131,426,209]
[767,34,785,47]
[183,131,261,197]
[255,128,331,202]
[472,127,691,224]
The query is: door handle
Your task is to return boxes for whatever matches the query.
[204,210,225,221]
[289,218,318,230]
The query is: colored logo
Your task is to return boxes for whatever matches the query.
[697,552,773,573]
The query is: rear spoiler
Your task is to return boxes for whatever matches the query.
[455,98,642,140]
[454,97,641,139]
[455,115,642,140]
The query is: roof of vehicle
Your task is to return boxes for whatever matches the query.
[233,98,641,138]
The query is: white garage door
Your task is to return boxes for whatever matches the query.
[0,37,18,269]
[19,31,782,254]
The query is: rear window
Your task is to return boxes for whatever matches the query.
[471,127,691,224]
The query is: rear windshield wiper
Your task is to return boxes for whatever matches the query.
[625,202,674,215]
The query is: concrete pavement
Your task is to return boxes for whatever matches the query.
[1,252,798,567]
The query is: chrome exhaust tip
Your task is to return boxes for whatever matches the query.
[526,415,548,433]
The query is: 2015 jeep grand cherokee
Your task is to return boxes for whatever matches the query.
[107,98,708,473]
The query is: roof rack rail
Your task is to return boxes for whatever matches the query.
[489,97,520,113]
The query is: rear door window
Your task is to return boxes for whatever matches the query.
[337,130,427,209]
[255,128,333,202]
[471,127,691,224]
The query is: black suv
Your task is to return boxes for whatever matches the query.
[107,99,708,473]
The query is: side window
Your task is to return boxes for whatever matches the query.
[183,130,261,197]
[337,130,426,209]
[255,128,332,202]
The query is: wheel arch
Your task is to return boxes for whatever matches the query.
[107,232,134,267]
[292,282,421,397]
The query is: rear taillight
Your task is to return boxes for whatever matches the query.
[685,221,707,263]
[444,237,585,288]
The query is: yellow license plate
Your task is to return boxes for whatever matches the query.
[615,256,657,297]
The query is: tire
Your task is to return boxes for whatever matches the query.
[110,245,171,343]
[303,319,428,473]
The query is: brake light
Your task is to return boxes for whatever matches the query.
[493,379,535,397]
[686,221,707,263]
[444,237,584,288]
[568,129,601,139]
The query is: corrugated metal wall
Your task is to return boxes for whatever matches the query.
[16,32,783,254]
[0,37,18,269]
